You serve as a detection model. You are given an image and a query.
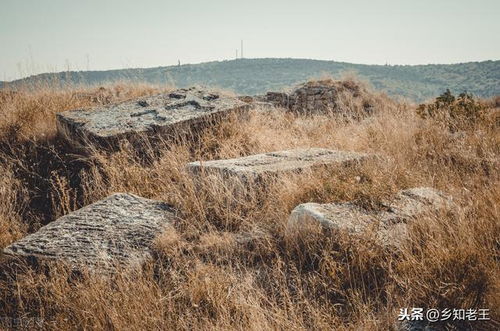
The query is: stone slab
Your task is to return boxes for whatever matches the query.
[2,193,177,271]
[288,187,452,247]
[187,148,369,180]
[57,87,251,148]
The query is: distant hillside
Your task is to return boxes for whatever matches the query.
[2,58,499,101]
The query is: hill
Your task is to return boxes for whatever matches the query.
[2,58,499,101]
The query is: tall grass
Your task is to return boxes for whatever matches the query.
[0,80,498,330]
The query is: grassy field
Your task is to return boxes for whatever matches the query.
[0,80,498,330]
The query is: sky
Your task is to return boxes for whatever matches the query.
[1,0,499,81]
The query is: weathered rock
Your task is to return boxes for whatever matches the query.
[397,319,441,331]
[2,193,177,272]
[264,92,289,107]
[287,187,452,247]
[57,87,251,148]
[262,79,376,116]
[238,95,276,112]
[187,148,370,182]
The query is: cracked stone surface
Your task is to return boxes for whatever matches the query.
[56,87,250,147]
[287,187,453,247]
[187,148,370,181]
[2,193,178,272]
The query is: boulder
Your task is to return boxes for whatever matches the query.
[262,79,376,116]
[2,193,178,272]
[287,187,453,247]
[187,148,370,182]
[56,87,251,149]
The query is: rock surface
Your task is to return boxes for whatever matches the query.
[187,148,369,181]
[2,193,177,271]
[57,87,250,148]
[288,187,452,247]
[262,79,376,116]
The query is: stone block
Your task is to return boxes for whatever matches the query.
[287,187,453,247]
[56,87,250,148]
[187,148,370,182]
[3,193,177,272]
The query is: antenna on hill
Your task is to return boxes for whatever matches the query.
[241,40,244,59]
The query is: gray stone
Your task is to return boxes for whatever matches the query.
[287,187,452,247]
[397,320,441,331]
[57,87,251,148]
[263,92,289,107]
[238,96,276,112]
[187,148,370,181]
[2,193,177,272]
[261,79,375,116]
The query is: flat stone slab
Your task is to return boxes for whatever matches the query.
[187,148,370,180]
[288,187,453,247]
[57,87,250,147]
[2,193,177,271]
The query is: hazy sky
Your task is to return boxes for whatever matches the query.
[1,0,499,80]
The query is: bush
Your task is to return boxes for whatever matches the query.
[417,89,487,131]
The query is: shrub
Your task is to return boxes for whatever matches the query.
[417,89,487,131]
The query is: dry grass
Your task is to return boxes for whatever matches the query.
[0,80,498,330]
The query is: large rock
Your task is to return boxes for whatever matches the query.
[57,87,251,148]
[187,148,370,182]
[2,193,177,272]
[288,187,453,247]
[262,79,376,116]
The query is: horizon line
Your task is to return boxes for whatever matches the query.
[3,57,499,83]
